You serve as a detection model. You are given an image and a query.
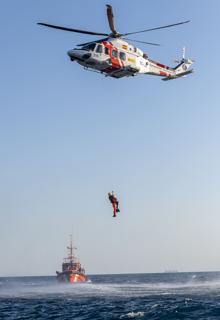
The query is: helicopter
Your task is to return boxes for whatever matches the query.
[38,4,194,80]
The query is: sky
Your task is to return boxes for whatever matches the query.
[0,0,220,276]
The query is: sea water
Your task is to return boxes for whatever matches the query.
[1,272,220,319]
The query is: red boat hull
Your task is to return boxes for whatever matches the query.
[57,271,88,283]
[69,273,88,283]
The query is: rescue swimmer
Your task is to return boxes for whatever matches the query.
[108,191,120,218]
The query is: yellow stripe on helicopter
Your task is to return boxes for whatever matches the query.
[128,57,136,63]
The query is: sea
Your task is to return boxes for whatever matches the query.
[1,272,220,319]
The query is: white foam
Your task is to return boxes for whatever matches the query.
[1,278,220,299]
[120,311,145,318]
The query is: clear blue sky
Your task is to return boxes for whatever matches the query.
[1,0,220,276]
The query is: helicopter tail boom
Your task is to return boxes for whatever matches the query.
[145,55,194,80]
[164,55,194,80]
[162,69,194,81]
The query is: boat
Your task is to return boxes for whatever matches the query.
[56,235,88,283]
[164,270,179,273]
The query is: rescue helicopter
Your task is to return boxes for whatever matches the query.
[38,4,194,80]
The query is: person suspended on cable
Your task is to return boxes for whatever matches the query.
[108,191,120,217]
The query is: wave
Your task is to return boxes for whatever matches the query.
[1,280,220,299]
[1,273,220,299]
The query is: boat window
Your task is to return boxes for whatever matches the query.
[112,50,118,58]
[119,51,126,61]
[105,47,109,55]
[96,44,103,53]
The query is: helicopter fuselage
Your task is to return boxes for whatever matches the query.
[67,38,191,79]
[38,4,194,80]
[68,39,142,78]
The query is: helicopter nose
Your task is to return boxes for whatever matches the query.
[67,49,90,61]
[67,49,77,61]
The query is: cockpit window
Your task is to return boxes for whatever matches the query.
[96,44,103,53]
[83,43,96,51]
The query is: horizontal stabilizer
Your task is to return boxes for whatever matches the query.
[162,69,194,81]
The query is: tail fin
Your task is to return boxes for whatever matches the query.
[162,47,195,80]
[174,47,194,75]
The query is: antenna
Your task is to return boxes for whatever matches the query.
[182,46,186,60]
[174,47,186,64]
[67,234,77,262]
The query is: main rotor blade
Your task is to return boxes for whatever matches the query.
[37,23,109,36]
[122,20,190,36]
[106,4,117,35]
[77,37,109,46]
[123,38,161,46]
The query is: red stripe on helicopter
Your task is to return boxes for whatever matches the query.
[156,62,173,71]
[102,41,124,73]
[103,41,113,47]
[156,63,166,69]
[160,71,169,77]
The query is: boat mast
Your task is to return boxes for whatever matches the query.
[67,234,77,263]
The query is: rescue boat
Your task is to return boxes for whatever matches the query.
[56,236,88,283]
